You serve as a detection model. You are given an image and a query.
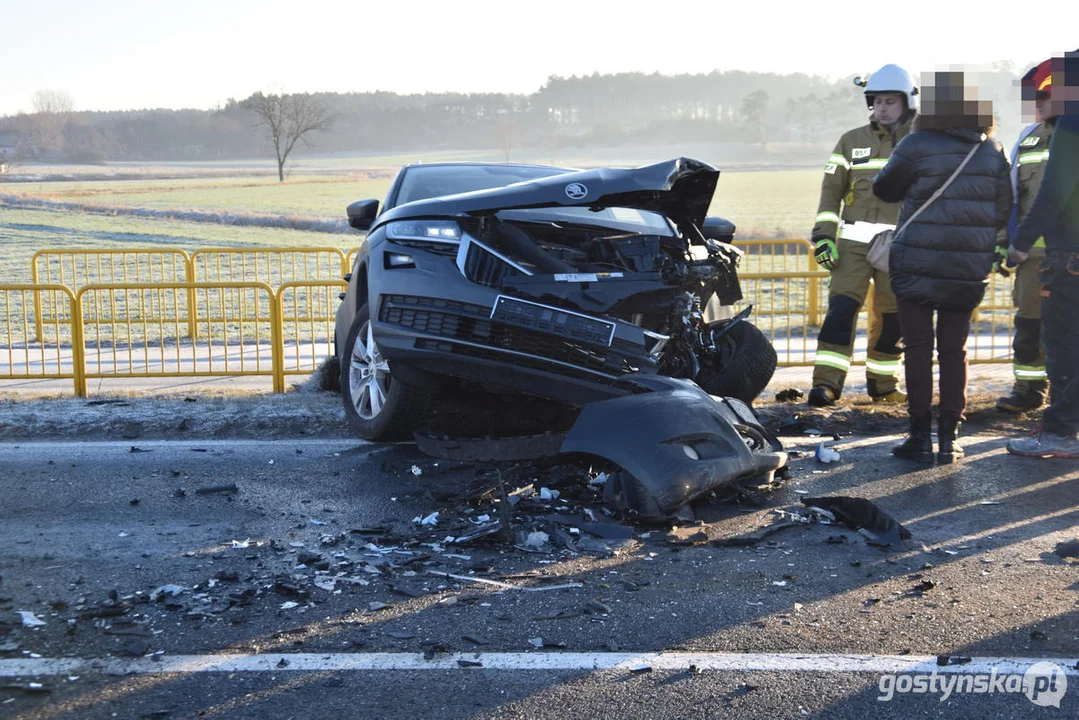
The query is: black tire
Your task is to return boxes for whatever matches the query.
[695,320,777,406]
[339,304,434,441]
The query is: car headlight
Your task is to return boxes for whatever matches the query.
[385,220,461,243]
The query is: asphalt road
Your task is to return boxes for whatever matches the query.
[0,397,1076,719]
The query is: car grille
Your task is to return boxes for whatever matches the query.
[460,239,521,288]
[413,339,620,386]
[380,294,624,373]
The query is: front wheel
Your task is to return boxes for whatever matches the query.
[694,320,777,406]
[339,304,434,441]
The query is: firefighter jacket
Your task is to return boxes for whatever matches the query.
[998,121,1054,250]
[1012,114,1079,255]
[812,113,915,243]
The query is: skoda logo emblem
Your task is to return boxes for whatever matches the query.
[564,182,588,200]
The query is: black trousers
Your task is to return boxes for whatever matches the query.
[896,299,973,417]
[1040,251,1079,437]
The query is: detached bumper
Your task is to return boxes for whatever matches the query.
[559,377,787,518]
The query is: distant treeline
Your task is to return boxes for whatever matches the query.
[0,68,1024,164]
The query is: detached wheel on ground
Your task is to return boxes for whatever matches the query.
[695,320,777,406]
[339,304,434,441]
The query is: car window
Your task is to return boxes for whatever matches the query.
[395,165,568,206]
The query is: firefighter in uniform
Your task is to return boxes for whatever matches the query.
[996,59,1055,413]
[807,64,918,407]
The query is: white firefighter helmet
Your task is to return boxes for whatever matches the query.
[856,64,919,111]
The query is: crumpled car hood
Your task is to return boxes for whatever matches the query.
[372,157,720,233]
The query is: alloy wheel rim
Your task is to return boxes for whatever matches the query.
[348,321,391,420]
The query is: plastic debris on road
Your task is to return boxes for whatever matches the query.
[17,611,47,627]
[413,511,439,526]
[815,443,841,463]
[149,585,184,602]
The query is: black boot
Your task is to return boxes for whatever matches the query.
[893,411,934,463]
[996,380,1047,413]
[937,411,965,464]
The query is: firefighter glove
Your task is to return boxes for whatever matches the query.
[813,238,838,271]
[993,245,1011,277]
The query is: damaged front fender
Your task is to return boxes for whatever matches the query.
[559,378,786,518]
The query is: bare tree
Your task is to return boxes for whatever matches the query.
[244,92,334,181]
[32,89,75,115]
[29,89,75,157]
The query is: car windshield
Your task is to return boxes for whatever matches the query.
[395,165,568,206]
[497,206,675,236]
[395,165,675,236]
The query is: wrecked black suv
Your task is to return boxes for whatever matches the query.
[334,158,785,517]
[335,156,777,440]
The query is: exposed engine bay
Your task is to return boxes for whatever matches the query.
[461,215,757,398]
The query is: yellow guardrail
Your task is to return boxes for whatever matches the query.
[733,239,819,324]
[0,284,82,384]
[276,280,349,378]
[736,268,1016,366]
[30,247,353,342]
[4,241,1025,394]
[346,246,364,274]
[32,248,192,342]
[75,282,282,394]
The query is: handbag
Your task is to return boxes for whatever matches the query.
[867,138,987,273]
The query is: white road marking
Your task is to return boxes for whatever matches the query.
[1,653,1076,676]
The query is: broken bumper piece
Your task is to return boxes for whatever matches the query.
[415,376,786,519]
[563,377,786,518]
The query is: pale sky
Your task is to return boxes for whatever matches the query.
[2,0,1076,116]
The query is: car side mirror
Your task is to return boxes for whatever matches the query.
[701,216,736,243]
[347,199,380,231]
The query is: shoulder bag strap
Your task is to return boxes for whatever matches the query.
[895,138,986,237]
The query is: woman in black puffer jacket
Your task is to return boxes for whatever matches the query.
[872,72,1012,464]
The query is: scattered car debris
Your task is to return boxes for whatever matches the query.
[814,443,841,463]
[936,655,972,666]
[800,496,911,547]
[194,484,238,495]
[1054,538,1079,559]
[16,611,46,627]
[427,570,582,592]
[0,682,51,694]
[149,585,184,602]
[907,579,937,597]
[413,512,439,526]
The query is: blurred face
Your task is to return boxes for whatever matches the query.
[1035,95,1051,122]
[873,93,906,125]
[1048,84,1079,118]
